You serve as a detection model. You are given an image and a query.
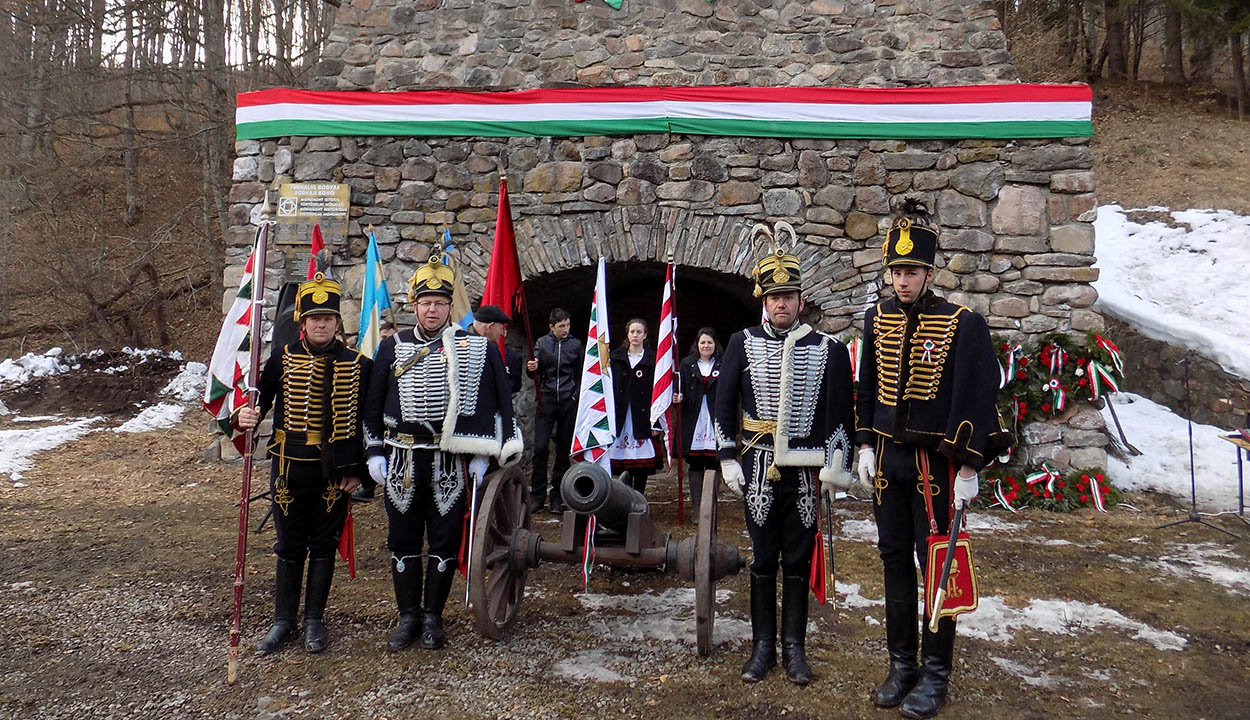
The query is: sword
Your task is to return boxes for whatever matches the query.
[823,495,835,607]
[928,501,966,633]
[465,467,480,609]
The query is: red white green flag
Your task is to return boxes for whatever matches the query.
[203,227,266,454]
[236,85,1092,141]
[570,257,617,469]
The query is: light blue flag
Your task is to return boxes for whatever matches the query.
[442,227,474,330]
[358,231,392,359]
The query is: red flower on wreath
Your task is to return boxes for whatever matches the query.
[1001,343,1009,352]
[1041,403,1052,413]
[1016,370,1027,380]
[1078,378,1088,387]
[1077,357,1087,366]
[1095,473,1105,483]
[1056,493,1064,502]
[1043,490,1052,499]
[1080,494,1090,503]
[1019,356,1029,367]
[1057,480,1066,489]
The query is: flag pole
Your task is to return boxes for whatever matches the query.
[228,221,270,685]
[669,261,685,526]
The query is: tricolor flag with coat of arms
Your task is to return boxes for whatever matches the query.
[570,257,617,469]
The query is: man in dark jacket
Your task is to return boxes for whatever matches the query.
[471,304,524,396]
[525,308,583,513]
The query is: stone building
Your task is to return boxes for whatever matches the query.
[226,0,1106,471]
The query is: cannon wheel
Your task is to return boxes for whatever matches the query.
[694,470,718,657]
[469,465,530,640]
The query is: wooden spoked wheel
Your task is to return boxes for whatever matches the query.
[695,470,718,657]
[469,465,530,640]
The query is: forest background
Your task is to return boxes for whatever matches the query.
[1,0,1248,358]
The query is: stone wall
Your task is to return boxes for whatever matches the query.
[1104,316,1250,431]
[225,0,1107,470]
[312,0,1017,92]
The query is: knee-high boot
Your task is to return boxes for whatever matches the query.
[872,600,919,707]
[900,616,956,719]
[256,556,303,655]
[303,556,334,653]
[740,571,777,682]
[780,575,813,685]
[387,555,422,651]
[420,557,455,650]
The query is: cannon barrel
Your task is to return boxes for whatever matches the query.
[559,462,648,533]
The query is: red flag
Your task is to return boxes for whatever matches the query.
[337,499,356,579]
[307,224,326,280]
[482,178,524,356]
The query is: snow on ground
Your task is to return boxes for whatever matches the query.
[989,655,1062,688]
[835,581,884,609]
[161,362,207,402]
[960,595,1187,652]
[0,348,69,388]
[552,650,636,683]
[1094,205,1250,379]
[114,403,185,433]
[0,418,102,483]
[1110,542,1250,597]
[1102,393,1244,510]
[576,587,749,647]
[837,514,1023,544]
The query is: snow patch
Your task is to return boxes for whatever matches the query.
[835,581,884,609]
[0,349,71,388]
[0,417,102,481]
[115,403,185,433]
[577,587,749,647]
[161,362,208,402]
[12,415,62,423]
[1111,543,1250,596]
[1094,205,1250,379]
[552,650,636,683]
[989,655,1062,688]
[839,518,879,543]
[838,514,1022,544]
[1102,393,1243,510]
[960,595,1186,652]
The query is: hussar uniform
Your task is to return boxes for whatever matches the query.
[715,245,855,685]
[363,254,522,651]
[857,208,1010,719]
[245,273,370,655]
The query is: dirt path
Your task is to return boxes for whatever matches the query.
[1,414,1248,719]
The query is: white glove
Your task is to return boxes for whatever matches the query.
[856,446,876,489]
[720,459,745,497]
[954,469,979,508]
[819,450,850,503]
[367,455,387,486]
[468,456,489,489]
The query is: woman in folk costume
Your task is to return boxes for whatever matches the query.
[856,200,1010,719]
[672,327,723,521]
[608,318,665,495]
[235,273,370,656]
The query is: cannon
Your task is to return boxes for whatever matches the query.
[468,461,746,656]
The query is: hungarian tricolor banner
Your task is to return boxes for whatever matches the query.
[570,257,617,469]
[649,263,676,428]
[203,226,267,454]
[481,177,524,355]
[236,85,1093,141]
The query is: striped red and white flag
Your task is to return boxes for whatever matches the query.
[650,263,676,427]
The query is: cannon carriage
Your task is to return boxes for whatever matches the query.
[468,461,745,656]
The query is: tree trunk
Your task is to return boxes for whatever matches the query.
[122,3,142,226]
[1189,32,1216,84]
[1162,2,1185,84]
[203,0,231,301]
[1232,32,1246,121]
[1102,0,1128,80]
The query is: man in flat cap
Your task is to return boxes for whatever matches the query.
[471,304,524,396]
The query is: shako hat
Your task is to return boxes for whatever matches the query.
[751,221,803,298]
[408,250,457,302]
[883,198,939,269]
[294,272,341,321]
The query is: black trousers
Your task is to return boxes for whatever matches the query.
[741,447,817,579]
[383,449,467,570]
[871,438,953,606]
[270,458,348,562]
[531,396,577,501]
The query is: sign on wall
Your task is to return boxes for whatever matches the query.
[273,182,350,251]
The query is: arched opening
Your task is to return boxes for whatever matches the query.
[509,261,759,358]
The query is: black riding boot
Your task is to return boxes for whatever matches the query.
[780,575,813,685]
[900,616,956,719]
[740,571,777,682]
[256,556,303,655]
[873,600,920,707]
[420,557,455,650]
[387,555,422,651]
[303,556,334,653]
